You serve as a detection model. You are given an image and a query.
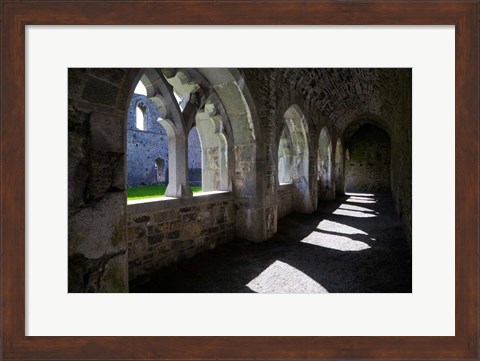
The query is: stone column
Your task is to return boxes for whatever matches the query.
[165,134,193,198]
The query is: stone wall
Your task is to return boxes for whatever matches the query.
[127,94,169,187]
[277,184,294,219]
[68,68,134,292]
[388,71,412,245]
[127,192,235,281]
[345,124,391,193]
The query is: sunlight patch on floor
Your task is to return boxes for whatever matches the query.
[339,203,375,213]
[302,232,371,251]
[345,192,376,197]
[246,260,329,293]
[346,197,378,204]
[333,208,377,218]
[317,219,367,235]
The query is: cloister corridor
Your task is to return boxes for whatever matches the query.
[68,68,412,293]
[131,193,411,293]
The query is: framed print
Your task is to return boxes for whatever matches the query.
[1,1,478,360]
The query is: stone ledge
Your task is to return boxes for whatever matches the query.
[127,191,233,215]
[278,183,294,191]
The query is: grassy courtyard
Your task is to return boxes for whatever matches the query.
[127,184,202,201]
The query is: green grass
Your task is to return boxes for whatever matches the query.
[127,184,202,201]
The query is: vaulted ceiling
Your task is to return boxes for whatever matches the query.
[240,68,410,137]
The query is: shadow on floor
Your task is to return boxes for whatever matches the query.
[130,193,412,293]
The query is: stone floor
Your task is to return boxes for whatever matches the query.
[130,193,412,293]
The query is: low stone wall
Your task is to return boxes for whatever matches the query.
[277,184,294,219]
[126,192,235,281]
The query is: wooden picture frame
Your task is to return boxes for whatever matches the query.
[1,1,478,360]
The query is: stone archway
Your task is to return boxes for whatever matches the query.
[155,157,167,183]
[68,68,139,292]
[318,127,334,200]
[277,126,294,184]
[68,68,269,292]
[345,123,391,193]
[335,138,344,195]
[283,105,314,214]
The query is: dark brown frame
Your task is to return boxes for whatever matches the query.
[1,1,478,360]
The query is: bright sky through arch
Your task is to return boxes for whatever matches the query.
[134,81,147,96]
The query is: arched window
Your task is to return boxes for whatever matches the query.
[188,127,202,190]
[173,91,189,112]
[278,128,293,184]
[318,127,333,200]
[127,78,169,198]
[345,123,391,192]
[335,138,344,195]
[133,80,148,131]
[195,100,230,193]
[155,157,166,183]
[135,103,146,131]
[127,71,234,201]
[134,80,147,96]
[282,105,314,213]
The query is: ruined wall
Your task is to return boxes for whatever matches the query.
[68,68,412,293]
[387,71,412,244]
[345,124,391,193]
[127,94,169,187]
[127,193,234,281]
[68,68,134,292]
[239,69,327,226]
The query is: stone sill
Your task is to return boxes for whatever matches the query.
[278,183,294,190]
[127,191,233,215]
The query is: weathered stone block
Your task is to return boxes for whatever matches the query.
[134,215,150,223]
[82,76,118,107]
[68,137,89,210]
[182,223,201,239]
[69,192,126,259]
[153,211,176,222]
[147,224,163,235]
[216,214,225,224]
[89,68,127,85]
[208,227,219,234]
[154,256,173,269]
[153,242,170,255]
[68,68,87,100]
[169,221,182,231]
[128,258,141,267]
[167,230,180,239]
[143,253,154,260]
[90,113,124,153]
[181,213,195,222]
[99,253,128,292]
[128,226,146,239]
[171,239,194,251]
[86,151,124,200]
[148,234,164,245]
